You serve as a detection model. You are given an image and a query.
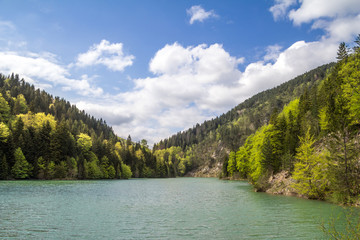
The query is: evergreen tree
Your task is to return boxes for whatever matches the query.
[337,42,348,61]
[353,34,360,53]
[11,147,32,179]
[0,155,8,179]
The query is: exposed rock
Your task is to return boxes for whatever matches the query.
[185,162,222,178]
[265,171,299,197]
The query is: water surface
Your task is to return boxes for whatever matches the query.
[0,178,349,239]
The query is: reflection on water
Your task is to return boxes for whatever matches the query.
[0,178,349,239]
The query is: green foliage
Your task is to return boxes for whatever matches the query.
[227,151,236,177]
[292,130,329,199]
[0,93,10,123]
[54,161,67,179]
[154,63,333,177]
[11,148,32,179]
[77,133,92,153]
[322,209,360,240]
[0,122,10,142]
[13,94,28,114]
[15,112,56,131]
[87,160,102,179]
[0,73,157,180]
[121,163,132,179]
[0,155,8,179]
[337,42,349,61]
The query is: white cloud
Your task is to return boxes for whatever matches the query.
[289,0,360,25]
[312,14,360,42]
[264,44,283,62]
[76,39,134,72]
[0,51,103,96]
[77,40,336,145]
[187,5,218,24]
[269,0,296,20]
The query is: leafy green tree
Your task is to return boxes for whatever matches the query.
[227,151,236,177]
[0,93,10,123]
[66,157,77,178]
[13,94,28,114]
[292,130,329,199]
[236,145,249,178]
[100,156,110,178]
[54,161,67,179]
[107,165,116,179]
[121,162,132,179]
[11,147,32,179]
[0,122,10,142]
[77,133,92,154]
[87,160,102,179]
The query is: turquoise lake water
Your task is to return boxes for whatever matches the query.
[0,178,350,239]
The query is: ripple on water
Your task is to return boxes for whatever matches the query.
[0,178,351,239]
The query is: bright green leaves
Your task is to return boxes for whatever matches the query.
[0,122,10,142]
[121,163,132,179]
[77,133,92,153]
[292,130,329,199]
[13,94,28,115]
[339,54,360,125]
[11,148,32,179]
[0,93,10,123]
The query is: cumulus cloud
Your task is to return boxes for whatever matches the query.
[289,0,360,25]
[270,0,360,43]
[0,51,103,96]
[76,39,134,71]
[77,40,336,144]
[269,0,296,20]
[187,5,218,24]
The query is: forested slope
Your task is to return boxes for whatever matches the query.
[153,63,334,177]
[226,39,360,204]
[0,74,157,180]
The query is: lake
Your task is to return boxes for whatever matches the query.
[0,178,350,239]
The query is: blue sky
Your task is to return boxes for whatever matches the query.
[0,0,360,144]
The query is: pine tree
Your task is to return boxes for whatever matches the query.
[337,42,348,61]
[0,155,8,179]
[353,34,360,53]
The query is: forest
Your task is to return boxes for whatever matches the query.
[153,62,334,178]
[0,74,160,180]
[2,33,360,206]
[224,36,360,204]
[152,35,360,205]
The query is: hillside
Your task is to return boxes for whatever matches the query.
[153,38,360,206]
[226,44,360,205]
[153,63,334,177]
[0,74,157,180]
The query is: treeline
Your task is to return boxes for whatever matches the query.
[0,74,157,180]
[225,36,360,204]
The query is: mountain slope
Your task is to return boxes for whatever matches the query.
[227,48,360,204]
[0,74,156,180]
[153,63,334,177]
